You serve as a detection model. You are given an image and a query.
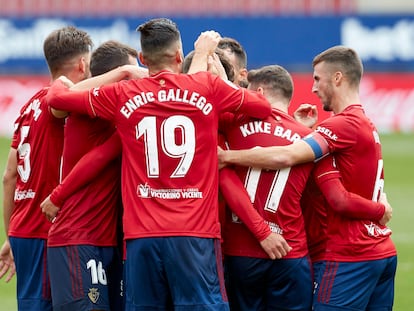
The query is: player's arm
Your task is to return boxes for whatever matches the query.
[219,167,291,259]
[187,30,221,74]
[318,177,390,224]
[71,65,148,91]
[47,65,147,117]
[41,133,122,221]
[218,140,315,171]
[0,147,17,282]
[314,156,390,224]
[49,77,75,119]
[218,132,330,170]
[46,79,93,116]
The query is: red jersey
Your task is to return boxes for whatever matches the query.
[300,174,327,262]
[220,109,314,259]
[47,114,121,247]
[9,87,64,239]
[47,71,271,240]
[310,105,396,261]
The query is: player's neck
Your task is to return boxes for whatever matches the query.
[270,100,289,113]
[148,65,179,76]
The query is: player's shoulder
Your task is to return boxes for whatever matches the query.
[18,87,49,113]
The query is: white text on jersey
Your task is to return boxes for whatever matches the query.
[240,121,302,142]
[120,88,213,118]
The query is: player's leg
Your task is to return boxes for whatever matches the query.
[366,256,397,311]
[164,237,229,311]
[9,237,52,311]
[48,245,115,311]
[124,238,172,311]
[313,259,394,311]
[224,255,268,311]
[266,256,313,311]
[107,247,124,311]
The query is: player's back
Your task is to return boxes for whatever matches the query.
[92,71,265,240]
[47,114,121,247]
[9,87,65,239]
[317,105,396,261]
[220,109,314,258]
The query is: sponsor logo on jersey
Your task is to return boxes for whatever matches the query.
[137,183,203,199]
[315,126,338,141]
[14,189,35,200]
[364,221,392,237]
[266,221,283,235]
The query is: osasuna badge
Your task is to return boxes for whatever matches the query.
[88,288,100,303]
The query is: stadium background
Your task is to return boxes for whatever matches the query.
[0,0,413,310]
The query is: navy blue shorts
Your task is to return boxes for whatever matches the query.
[47,245,123,311]
[225,255,313,311]
[124,237,229,310]
[9,237,52,311]
[314,256,397,310]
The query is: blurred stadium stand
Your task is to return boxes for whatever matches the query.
[0,0,358,17]
[0,0,413,134]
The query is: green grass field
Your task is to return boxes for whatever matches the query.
[0,133,413,310]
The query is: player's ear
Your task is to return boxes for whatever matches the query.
[333,71,343,85]
[256,86,265,95]
[239,68,248,80]
[176,49,184,64]
[138,52,147,66]
[79,56,87,74]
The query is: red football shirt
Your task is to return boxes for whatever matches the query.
[220,109,314,259]
[47,71,271,240]
[9,88,64,239]
[310,105,397,261]
[300,174,328,262]
[47,114,121,247]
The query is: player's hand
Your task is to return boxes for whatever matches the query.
[58,75,75,88]
[0,240,16,282]
[217,146,228,170]
[40,195,60,222]
[207,53,228,80]
[193,30,221,56]
[293,103,318,128]
[259,233,292,260]
[379,193,392,225]
[120,65,149,80]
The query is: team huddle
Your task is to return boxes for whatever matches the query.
[0,17,397,311]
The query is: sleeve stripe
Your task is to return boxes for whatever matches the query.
[88,89,97,117]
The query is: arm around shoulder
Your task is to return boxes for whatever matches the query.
[219,140,315,170]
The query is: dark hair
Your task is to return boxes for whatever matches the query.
[43,26,93,75]
[312,45,363,88]
[217,37,247,70]
[90,40,138,77]
[136,18,181,67]
[182,49,235,82]
[248,65,293,101]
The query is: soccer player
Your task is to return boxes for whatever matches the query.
[184,51,292,260]
[43,40,141,311]
[0,26,93,311]
[217,37,248,87]
[219,46,397,310]
[219,65,314,310]
[45,18,272,310]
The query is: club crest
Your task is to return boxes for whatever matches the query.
[88,288,100,304]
